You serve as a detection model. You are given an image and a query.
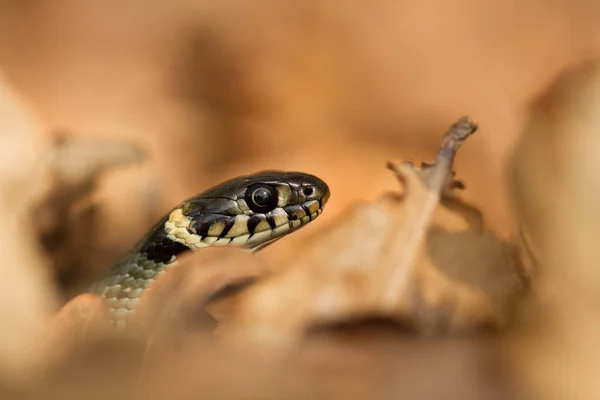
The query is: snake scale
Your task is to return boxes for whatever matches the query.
[87,171,330,327]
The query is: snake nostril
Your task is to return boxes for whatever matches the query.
[302,186,314,197]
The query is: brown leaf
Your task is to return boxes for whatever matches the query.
[130,249,270,340]
[221,117,527,350]
[0,75,147,382]
[0,74,61,381]
[33,135,148,292]
[42,294,114,365]
[510,58,600,399]
[50,134,147,187]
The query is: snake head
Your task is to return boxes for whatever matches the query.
[151,171,330,258]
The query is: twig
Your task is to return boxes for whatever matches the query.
[380,116,477,311]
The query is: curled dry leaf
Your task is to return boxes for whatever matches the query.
[43,293,115,367]
[0,98,148,375]
[510,59,600,399]
[49,248,271,365]
[33,134,147,291]
[132,250,270,339]
[0,74,60,380]
[49,133,147,187]
[31,135,149,365]
[222,117,528,349]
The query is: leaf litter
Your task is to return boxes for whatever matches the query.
[3,109,531,399]
[219,117,529,351]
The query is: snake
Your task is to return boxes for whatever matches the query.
[87,171,330,327]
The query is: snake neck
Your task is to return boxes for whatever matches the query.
[91,254,176,324]
[88,216,192,326]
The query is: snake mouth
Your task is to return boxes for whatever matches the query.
[164,199,325,251]
[208,201,324,249]
[238,205,324,252]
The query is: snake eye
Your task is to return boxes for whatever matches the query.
[245,184,278,212]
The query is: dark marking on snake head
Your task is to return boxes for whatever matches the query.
[195,213,224,237]
[141,229,190,264]
[266,214,277,230]
[185,197,240,218]
[301,204,313,221]
[219,216,236,238]
[247,214,262,237]
[284,204,305,221]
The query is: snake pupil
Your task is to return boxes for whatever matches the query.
[252,188,270,206]
[245,183,278,212]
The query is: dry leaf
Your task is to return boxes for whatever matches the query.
[41,293,115,369]
[49,247,271,365]
[132,249,270,337]
[0,76,147,381]
[0,74,60,381]
[33,135,147,291]
[221,117,527,350]
[510,59,600,400]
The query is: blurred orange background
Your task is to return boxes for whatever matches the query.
[1,0,599,280]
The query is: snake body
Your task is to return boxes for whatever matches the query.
[88,171,330,327]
